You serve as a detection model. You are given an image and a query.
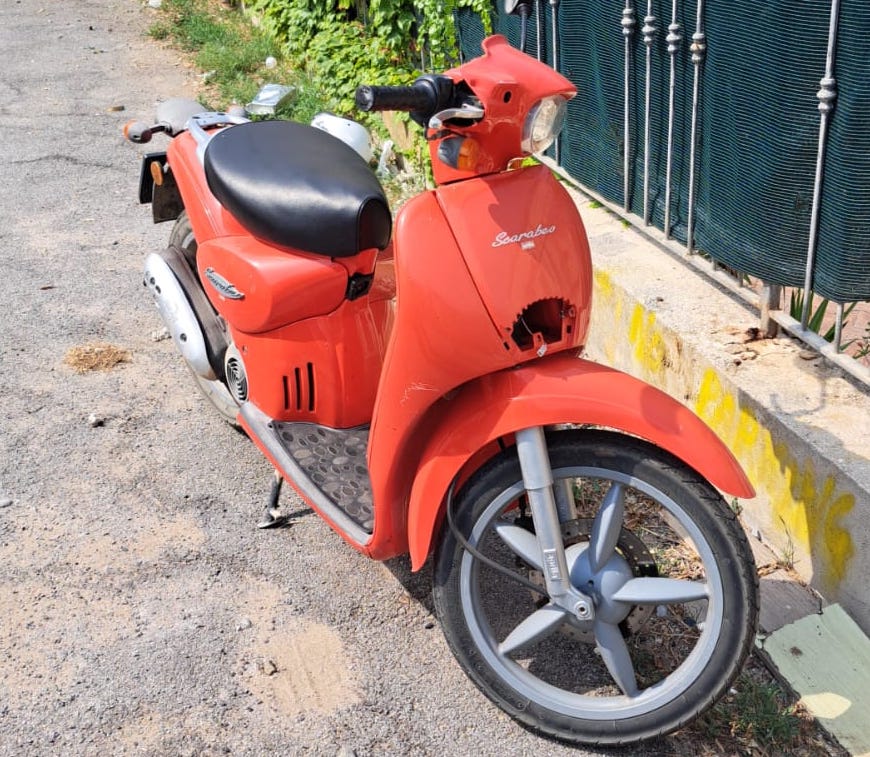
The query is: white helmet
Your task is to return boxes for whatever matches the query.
[310,112,373,163]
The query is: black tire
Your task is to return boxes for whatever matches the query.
[433,429,759,746]
[167,212,240,426]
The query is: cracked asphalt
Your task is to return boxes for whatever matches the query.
[0,1,678,754]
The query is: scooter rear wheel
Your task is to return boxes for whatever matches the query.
[432,428,758,746]
[168,212,240,426]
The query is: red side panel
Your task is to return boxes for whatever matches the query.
[166,131,247,243]
[196,236,347,333]
[230,245,395,426]
[165,128,397,428]
[229,296,394,426]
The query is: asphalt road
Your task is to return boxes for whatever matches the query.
[0,2,676,754]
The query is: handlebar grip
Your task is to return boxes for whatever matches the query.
[355,84,435,113]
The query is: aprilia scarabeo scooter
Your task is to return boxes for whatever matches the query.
[126,33,758,746]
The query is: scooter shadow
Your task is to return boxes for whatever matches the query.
[382,555,436,616]
[261,504,315,529]
[272,490,434,612]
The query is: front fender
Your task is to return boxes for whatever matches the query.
[407,353,753,570]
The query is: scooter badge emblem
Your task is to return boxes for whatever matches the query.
[491,223,556,250]
[205,267,245,300]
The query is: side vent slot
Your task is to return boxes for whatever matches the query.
[294,367,302,411]
[283,363,316,413]
[306,362,315,412]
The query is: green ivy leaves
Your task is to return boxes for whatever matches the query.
[249,0,492,117]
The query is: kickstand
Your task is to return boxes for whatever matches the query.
[257,470,290,529]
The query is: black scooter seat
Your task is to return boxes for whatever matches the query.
[204,120,391,258]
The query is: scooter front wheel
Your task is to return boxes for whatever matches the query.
[167,212,240,426]
[432,429,758,746]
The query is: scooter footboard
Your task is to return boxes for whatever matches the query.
[406,353,754,570]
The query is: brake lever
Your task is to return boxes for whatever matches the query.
[428,103,485,130]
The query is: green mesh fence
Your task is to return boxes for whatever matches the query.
[456,2,870,302]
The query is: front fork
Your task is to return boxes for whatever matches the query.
[515,426,594,620]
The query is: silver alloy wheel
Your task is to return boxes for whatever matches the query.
[457,469,724,719]
[433,429,758,745]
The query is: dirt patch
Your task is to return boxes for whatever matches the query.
[0,580,136,708]
[115,706,224,754]
[63,342,132,373]
[0,508,206,573]
[233,583,360,717]
[241,620,361,716]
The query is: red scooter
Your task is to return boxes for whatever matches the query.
[127,34,758,746]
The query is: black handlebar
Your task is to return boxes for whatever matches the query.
[355,75,456,126]
[355,84,435,113]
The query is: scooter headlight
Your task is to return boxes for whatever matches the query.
[521,96,568,155]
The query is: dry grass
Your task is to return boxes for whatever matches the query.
[64,342,131,373]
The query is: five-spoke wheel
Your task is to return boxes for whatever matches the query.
[433,429,758,746]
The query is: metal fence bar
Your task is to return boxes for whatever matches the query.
[621,3,636,211]
[834,302,845,350]
[550,0,560,70]
[800,0,841,327]
[535,0,543,60]
[664,0,681,238]
[642,2,656,224]
[686,0,706,254]
[550,0,561,162]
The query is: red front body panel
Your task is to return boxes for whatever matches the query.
[363,166,593,559]
[436,164,591,353]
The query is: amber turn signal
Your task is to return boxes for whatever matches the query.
[437,136,480,172]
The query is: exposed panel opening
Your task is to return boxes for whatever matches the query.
[511,298,574,351]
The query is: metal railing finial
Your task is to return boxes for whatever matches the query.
[642,1,658,225]
[686,0,707,255]
[664,0,682,238]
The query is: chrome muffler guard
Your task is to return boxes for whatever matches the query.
[144,251,216,380]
